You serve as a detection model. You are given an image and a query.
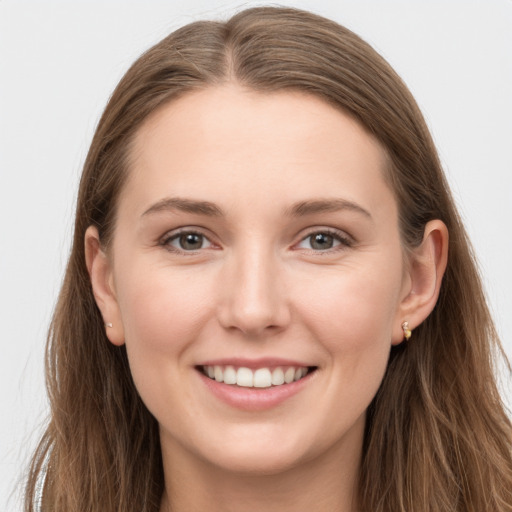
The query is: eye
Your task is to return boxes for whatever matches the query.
[163,231,213,252]
[296,230,351,251]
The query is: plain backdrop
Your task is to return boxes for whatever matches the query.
[1,1,511,510]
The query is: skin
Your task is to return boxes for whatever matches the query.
[86,84,448,512]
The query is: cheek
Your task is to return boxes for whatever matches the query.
[112,265,216,418]
[300,264,401,345]
[114,264,214,359]
[296,261,402,395]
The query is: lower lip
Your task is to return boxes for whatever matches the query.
[197,370,315,411]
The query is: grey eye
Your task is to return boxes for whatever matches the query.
[311,233,335,250]
[298,232,341,251]
[169,232,212,251]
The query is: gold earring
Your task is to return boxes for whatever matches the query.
[401,321,412,340]
[105,322,113,328]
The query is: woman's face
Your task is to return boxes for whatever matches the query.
[99,85,411,474]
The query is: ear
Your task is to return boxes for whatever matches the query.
[85,226,125,346]
[392,219,449,345]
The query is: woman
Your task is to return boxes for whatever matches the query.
[25,6,512,512]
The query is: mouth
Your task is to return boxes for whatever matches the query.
[197,364,317,389]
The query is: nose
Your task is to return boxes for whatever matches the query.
[217,245,291,337]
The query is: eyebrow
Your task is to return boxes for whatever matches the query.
[142,197,224,217]
[286,198,372,219]
[142,196,372,220]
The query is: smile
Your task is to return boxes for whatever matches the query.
[200,365,315,388]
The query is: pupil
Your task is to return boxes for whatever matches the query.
[311,233,333,250]
[180,233,202,250]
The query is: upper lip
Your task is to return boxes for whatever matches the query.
[196,357,315,369]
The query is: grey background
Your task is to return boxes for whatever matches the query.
[1,1,511,510]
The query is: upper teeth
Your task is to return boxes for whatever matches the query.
[203,365,309,388]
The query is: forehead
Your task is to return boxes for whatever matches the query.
[121,84,394,221]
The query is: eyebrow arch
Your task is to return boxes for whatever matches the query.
[142,197,224,217]
[287,198,372,219]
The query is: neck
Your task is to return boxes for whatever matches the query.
[159,423,363,512]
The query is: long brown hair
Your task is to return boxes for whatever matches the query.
[25,7,512,511]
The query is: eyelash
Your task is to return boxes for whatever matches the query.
[296,229,353,253]
[160,229,214,254]
[159,228,353,254]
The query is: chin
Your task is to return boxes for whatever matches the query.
[206,445,309,476]
[190,423,328,477]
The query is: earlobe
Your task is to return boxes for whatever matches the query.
[393,220,449,345]
[84,226,125,346]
